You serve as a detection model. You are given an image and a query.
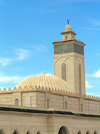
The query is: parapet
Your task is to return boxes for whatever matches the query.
[0,86,100,101]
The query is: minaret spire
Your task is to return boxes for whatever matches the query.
[67,19,70,24]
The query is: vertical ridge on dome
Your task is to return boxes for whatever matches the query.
[16,74,68,92]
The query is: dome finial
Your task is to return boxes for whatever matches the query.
[67,19,70,24]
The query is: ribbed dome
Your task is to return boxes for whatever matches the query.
[16,73,68,91]
[65,25,72,32]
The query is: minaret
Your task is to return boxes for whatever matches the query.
[52,22,86,95]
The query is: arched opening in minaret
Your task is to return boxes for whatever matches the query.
[62,63,66,81]
[58,126,69,134]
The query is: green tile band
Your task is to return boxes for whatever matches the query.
[54,43,84,55]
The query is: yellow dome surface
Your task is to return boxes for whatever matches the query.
[16,73,68,91]
[65,25,72,32]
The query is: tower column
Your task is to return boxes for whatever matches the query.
[52,24,86,95]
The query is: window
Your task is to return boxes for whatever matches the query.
[62,63,66,81]
[65,101,67,109]
[30,96,32,107]
[47,99,49,108]
[26,131,30,134]
[65,36,67,40]
[81,104,83,112]
[13,130,18,134]
[15,99,19,106]
[79,64,81,94]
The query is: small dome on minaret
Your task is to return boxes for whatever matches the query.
[65,25,72,32]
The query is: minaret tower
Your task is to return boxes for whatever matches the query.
[52,21,86,95]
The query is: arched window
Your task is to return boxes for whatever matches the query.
[37,131,40,134]
[81,104,83,112]
[79,64,81,94]
[65,101,67,109]
[58,126,69,134]
[62,63,66,81]
[47,99,49,108]
[94,131,97,134]
[26,131,30,134]
[15,99,19,106]
[13,130,18,134]
[86,131,90,134]
[78,131,81,134]
[0,129,4,134]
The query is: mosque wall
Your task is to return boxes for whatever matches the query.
[0,106,100,134]
[53,114,100,134]
[0,109,48,134]
[0,91,100,115]
[0,93,12,105]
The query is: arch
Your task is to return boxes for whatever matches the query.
[94,131,97,134]
[13,130,19,134]
[15,99,19,106]
[78,131,82,134]
[37,131,41,134]
[58,126,69,134]
[86,131,90,134]
[0,129,4,134]
[26,131,30,134]
[62,63,66,81]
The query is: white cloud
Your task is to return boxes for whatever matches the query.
[0,48,31,67]
[85,81,93,89]
[89,70,100,78]
[0,45,46,67]
[0,76,23,83]
[0,75,25,84]
[15,48,31,60]
[33,45,46,52]
[0,73,28,87]
[0,58,12,66]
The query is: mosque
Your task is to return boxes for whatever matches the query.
[0,24,100,134]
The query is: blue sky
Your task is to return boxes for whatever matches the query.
[0,0,100,96]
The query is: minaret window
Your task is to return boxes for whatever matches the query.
[65,36,67,40]
[62,63,66,81]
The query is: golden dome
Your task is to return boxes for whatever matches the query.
[65,25,72,32]
[16,73,68,91]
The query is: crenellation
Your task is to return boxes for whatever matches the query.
[0,88,2,93]
[8,88,12,92]
[0,86,100,102]
[3,88,7,93]
[13,87,17,91]
[18,86,22,91]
